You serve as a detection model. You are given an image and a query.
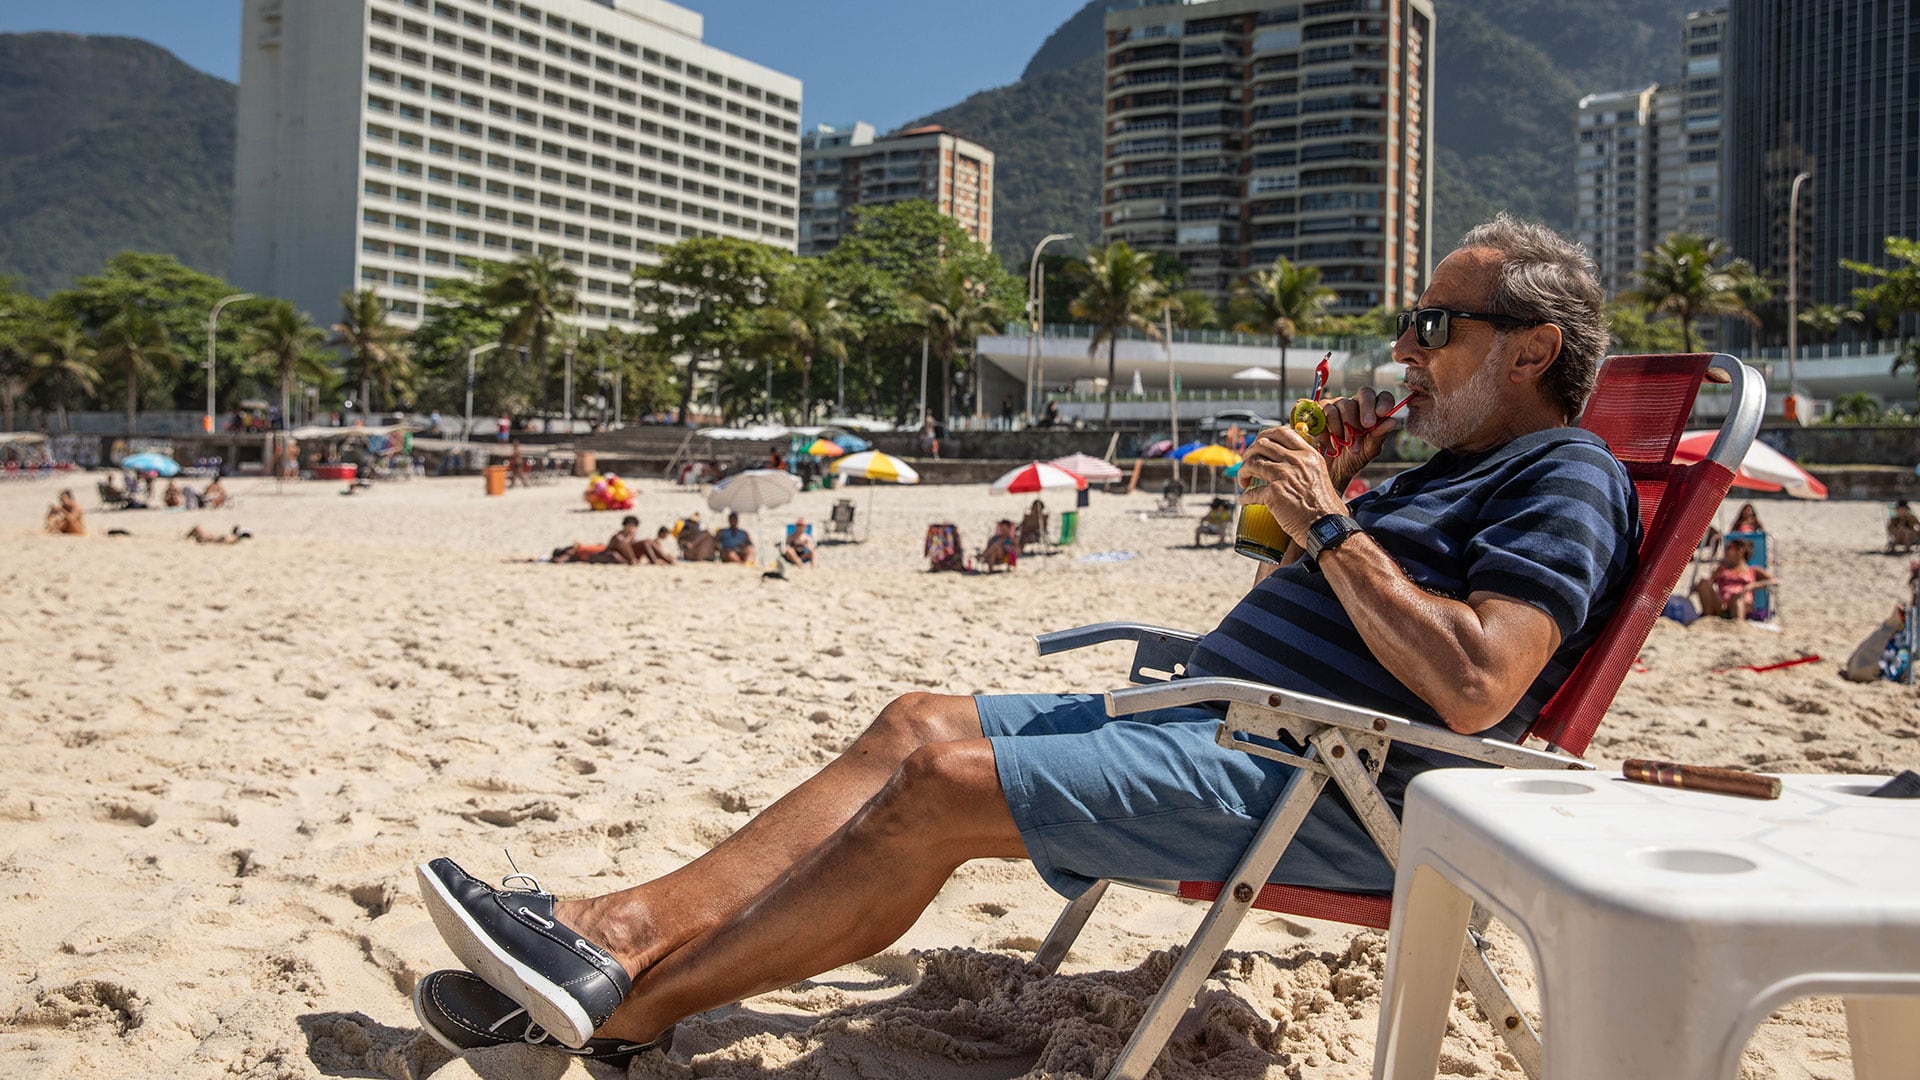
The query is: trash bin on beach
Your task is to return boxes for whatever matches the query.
[484,464,507,496]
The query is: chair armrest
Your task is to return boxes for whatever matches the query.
[1035,622,1203,684]
[1105,677,1593,772]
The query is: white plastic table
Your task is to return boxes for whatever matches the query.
[1374,770,1920,1080]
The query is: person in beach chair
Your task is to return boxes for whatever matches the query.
[406,216,1648,1071]
[779,519,816,566]
[1017,500,1048,553]
[1889,500,1919,554]
[979,519,1018,572]
[1693,534,1776,622]
[1195,497,1234,547]
[925,523,965,572]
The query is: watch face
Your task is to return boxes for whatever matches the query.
[1311,518,1342,545]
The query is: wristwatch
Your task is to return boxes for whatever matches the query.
[1302,513,1364,571]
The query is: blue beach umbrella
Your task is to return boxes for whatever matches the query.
[120,452,181,477]
[831,433,872,452]
[1171,440,1207,460]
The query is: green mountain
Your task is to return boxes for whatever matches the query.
[912,0,1689,269]
[0,33,235,295]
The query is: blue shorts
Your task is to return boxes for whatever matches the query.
[978,693,1394,901]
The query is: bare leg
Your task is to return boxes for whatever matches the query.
[1692,580,1723,618]
[590,737,1023,1043]
[1729,593,1752,622]
[556,693,986,977]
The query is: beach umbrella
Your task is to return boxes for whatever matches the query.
[831,432,872,453]
[120,452,181,477]
[1171,440,1207,460]
[1180,444,1241,468]
[1143,439,1174,459]
[1230,366,1282,382]
[1673,432,1828,500]
[803,438,845,458]
[1182,444,1241,495]
[1047,453,1124,483]
[832,450,919,484]
[989,461,1087,495]
[706,468,802,514]
[832,450,918,541]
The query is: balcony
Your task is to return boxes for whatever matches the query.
[1113,43,1181,68]
[1108,71,1181,93]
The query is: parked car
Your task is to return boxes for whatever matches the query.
[1197,408,1281,434]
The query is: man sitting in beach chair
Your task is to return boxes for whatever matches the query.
[1890,500,1920,554]
[1017,499,1048,553]
[1195,497,1234,547]
[408,217,1645,1071]
[979,519,1018,572]
[780,519,815,566]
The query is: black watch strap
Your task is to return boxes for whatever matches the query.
[1302,513,1363,572]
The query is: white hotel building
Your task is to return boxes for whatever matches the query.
[232,0,802,328]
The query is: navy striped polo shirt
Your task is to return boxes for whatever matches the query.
[1186,427,1638,799]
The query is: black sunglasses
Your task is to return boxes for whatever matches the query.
[1395,307,1544,350]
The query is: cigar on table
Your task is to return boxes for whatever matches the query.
[1622,759,1782,800]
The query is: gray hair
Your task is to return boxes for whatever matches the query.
[1456,214,1608,420]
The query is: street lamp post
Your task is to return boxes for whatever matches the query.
[1025,233,1073,422]
[204,293,253,433]
[1786,171,1811,422]
[465,341,502,443]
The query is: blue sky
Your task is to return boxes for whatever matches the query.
[0,0,1088,132]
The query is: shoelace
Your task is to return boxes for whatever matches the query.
[501,849,543,895]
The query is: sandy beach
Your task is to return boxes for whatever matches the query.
[2,469,1913,1079]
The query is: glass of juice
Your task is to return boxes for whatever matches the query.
[1234,477,1291,562]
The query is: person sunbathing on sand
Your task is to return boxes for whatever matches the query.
[407,216,1642,1067]
[202,477,229,509]
[185,525,251,544]
[44,490,85,536]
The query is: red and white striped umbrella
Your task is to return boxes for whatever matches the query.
[1673,431,1828,500]
[989,461,1088,495]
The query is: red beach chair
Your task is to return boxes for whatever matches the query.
[1031,353,1766,1080]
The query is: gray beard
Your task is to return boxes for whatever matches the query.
[1403,352,1509,451]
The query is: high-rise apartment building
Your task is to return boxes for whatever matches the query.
[1725,0,1920,333]
[1572,9,1726,300]
[233,0,802,328]
[1100,0,1434,313]
[798,123,994,256]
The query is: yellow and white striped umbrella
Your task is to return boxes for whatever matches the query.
[831,450,920,485]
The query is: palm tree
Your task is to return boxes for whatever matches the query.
[758,270,856,424]
[92,304,180,436]
[1233,256,1335,404]
[1797,303,1865,343]
[1165,288,1220,330]
[1069,241,1165,424]
[244,300,331,438]
[27,323,101,432]
[907,262,1007,426]
[330,288,413,415]
[1622,233,1765,353]
[484,252,578,418]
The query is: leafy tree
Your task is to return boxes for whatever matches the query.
[411,274,512,424]
[908,261,1008,425]
[0,279,45,430]
[92,303,179,435]
[1230,256,1335,404]
[1842,236,1920,403]
[757,264,856,424]
[826,202,1022,423]
[1621,233,1766,353]
[243,300,331,435]
[49,252,251,412]
[483,251,578,417]
[1605,300,1687,355]
[632,236,792,425]
[1796,302,1864,342]
[1068,241,1164,424]
[25,322,100,431]
[331,288,413,415]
